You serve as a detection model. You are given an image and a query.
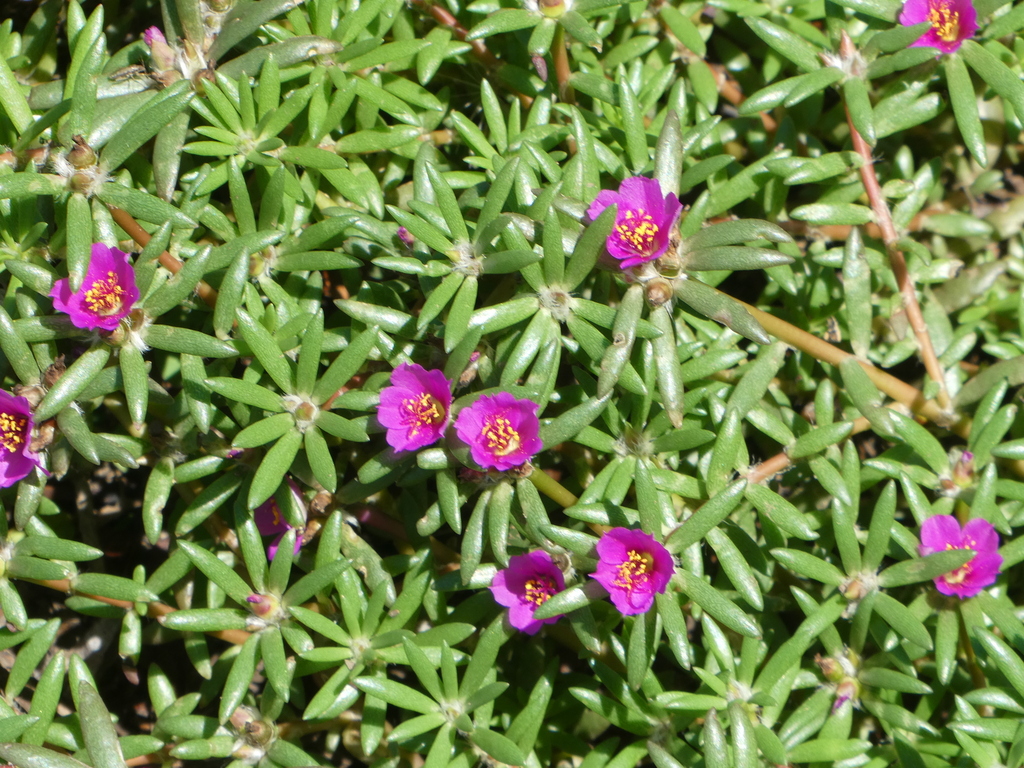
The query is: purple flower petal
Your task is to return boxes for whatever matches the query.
[0,390,44,487]
[489,550,566,634]
[919,514,963,555]
[900,0,977,54]
[144,26,166,46]
[592,528,674,615]
[588,176,682,270]
[51,244,138,331]
[254,481,306,560]
[918,515,1002,599]
[454,393,542,471]
[378,364,453,452]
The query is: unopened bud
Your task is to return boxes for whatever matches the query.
[68,172,92,194]
[815,654,843,683]
[68,136,96,169]
[833,678,859,711]
[144,27,178,72]
[539,0,567,18]
[246,593,280,619]
[646,277,674,308]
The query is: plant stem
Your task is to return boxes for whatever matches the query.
[409,0,533,108]
[958,603,987,690]
[746,416,872,484]
[840,33,951,412]
[551,24,574,105]
[30,577,251,644]
[107,205,220,309]
[529,466,578,507]
[734,296,969,438]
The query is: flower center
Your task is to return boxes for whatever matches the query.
[269,503,283,528]
[482,416,520,456]
[614,209,659,255]
[524,577,557,606]
[945,540,976,584]
[927,2,960,42]
[402,392,445,436]
[84,272,127,317]
[614,549,654,591]
[0,411,26,453]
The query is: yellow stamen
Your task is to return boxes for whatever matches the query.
[614,208,660,255]
[524,577,556,606]
[402,392,444,436]
[944,541,975,584]
[83,271,127,316]
[0,411,26,453]
[927,2,960,42]
[482,416,521,456]
[614,549,654,591]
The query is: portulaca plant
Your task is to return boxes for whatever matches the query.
[0,0,1023,767]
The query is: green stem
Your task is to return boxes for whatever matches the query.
[551,24,574,105]
[529,467,578,507]
[732,296,970,438]
[958,602,987,691]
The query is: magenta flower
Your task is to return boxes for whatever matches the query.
[454,393,542,471]
[51,244,139,332]
[254,487,304,560]
[587,176,682,269]
[489,550,566,634]
[396,226,415,248]
[592,528,674,615]
[918,515,1002,598]
[143,26,177,71]
[0,391,44,487]
[378,364,453,452]
[143,26,165,47]
[899,0,977,53]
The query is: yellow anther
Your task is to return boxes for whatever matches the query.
[403,392,444,436]
[614,208,660,254]
[0,411,26,453]
[613,549,654,591]
[524,577,556,606]
[927,2,960,41]
[944,541,974,583]
[482,416,521,456]
[83,271,127,316]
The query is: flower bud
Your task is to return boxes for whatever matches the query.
[246,593,280,619]
[68,172,92,194]
[68,136,96,169]
[144,27,178,72]
[645,278,674,308]
[539,0,567,18]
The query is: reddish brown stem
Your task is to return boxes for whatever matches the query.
[746,416,872,485]
[30,578,251,645]
[840,34,951,413]
[416,0,498,67]
[708,63,776,133]
[107,205,220,309]
[551,24,574,105]
[409,0,533,108]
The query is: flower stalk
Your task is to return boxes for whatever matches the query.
[107,205,219,309]
[736,296,968,437]
[839,32,952,413]
[551,24,574,105]
[528,468,578,507]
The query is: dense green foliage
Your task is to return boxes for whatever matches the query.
[2,0,1024,766]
